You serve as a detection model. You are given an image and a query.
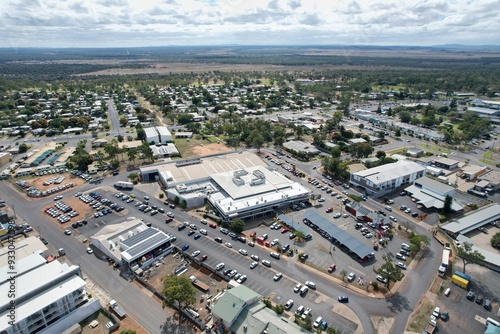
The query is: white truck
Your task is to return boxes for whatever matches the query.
[109,300,127,318]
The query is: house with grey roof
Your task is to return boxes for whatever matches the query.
[212,285,310,334]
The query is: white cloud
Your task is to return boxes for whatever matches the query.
[0,0,498,47]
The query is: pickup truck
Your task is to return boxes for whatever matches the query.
[109,300,127,318]
[425,319,437,334]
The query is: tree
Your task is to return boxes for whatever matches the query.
[294,125,304,139]
[18,143,28,153]
[230,219,245,234]
[491,232,500,249]
[377,131,385,139]
[408,231,431,254]
[339,269,347,281]
[251,132,265,152]
[127,148,138,165]
[358,123,364,130]
[104,140,119,159]
[375,150,386,159]
[399,110,412,123]
[293,230,306,242]
[140,141,154,163]
[443,195,453,215]
[373,255,404,290]
[161,274,196,333]
[327,327,337,334]
[394,129,401,137]
[457,241,485,274]
[119,115,129,127]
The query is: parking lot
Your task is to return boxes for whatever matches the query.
[260,199,414,286]
[432,267,499,334]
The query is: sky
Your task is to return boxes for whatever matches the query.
[1,0,499,48]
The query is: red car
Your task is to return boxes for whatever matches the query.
[198,255,208,262]
[328,263,336,273]
[209,223,217,229]
[249,231,256,238]
[326,207,333,213]
[281,228,289,234]
[165,217,173,223]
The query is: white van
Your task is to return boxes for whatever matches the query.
[299,286,309,296]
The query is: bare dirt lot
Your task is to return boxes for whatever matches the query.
[147,252,228,326]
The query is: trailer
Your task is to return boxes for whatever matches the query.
[451,274,469,289]
[454,271,471,282]
[113,181,133,190]
[438,249,450,277]
[109,300,127,318]
[189,276,209,293]
[425,320,437,334]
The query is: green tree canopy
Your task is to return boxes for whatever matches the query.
[161,275,196,333]
[230,219,245,234]
[457,241,485,274]
[373,255,405,290]
[491,232,500,249]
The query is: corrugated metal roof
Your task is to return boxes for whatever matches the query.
[303,210,373,259]
[442,204,500,234]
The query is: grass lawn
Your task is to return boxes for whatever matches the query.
[385,147,407,155]
[206,135,220,143]
[417,143,451,154]
[407,296,433,332]
[480,150,498,166]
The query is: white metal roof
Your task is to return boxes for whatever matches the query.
[442,204,500,234]
[353,160,425,185]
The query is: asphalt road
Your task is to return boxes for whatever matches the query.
[107,99,121,135]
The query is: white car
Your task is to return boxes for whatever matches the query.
[305,281,316,289]
[86,247,93,254]
[225,242,232,248]
[239,249,248,256]
[191,250,201,257]
[333,213,341,218]
[216,262,225,271]
[285,299,294,310]
[250,262,258,269]
[199,229,208,235]
[64,229,72,235]
[347,272,356,282]
[396,262,407,270]
[273,273,283,281]
[294,283,302,293]
[318,198,325,202]
[271,239,279,246]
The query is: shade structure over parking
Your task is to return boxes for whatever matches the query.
[302,209,374,260]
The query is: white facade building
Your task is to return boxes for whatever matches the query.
[350,160,426,197]
[144,126,172,144]
[90,218,174,271]
[140,151,310,221]
[0,245,100,334]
